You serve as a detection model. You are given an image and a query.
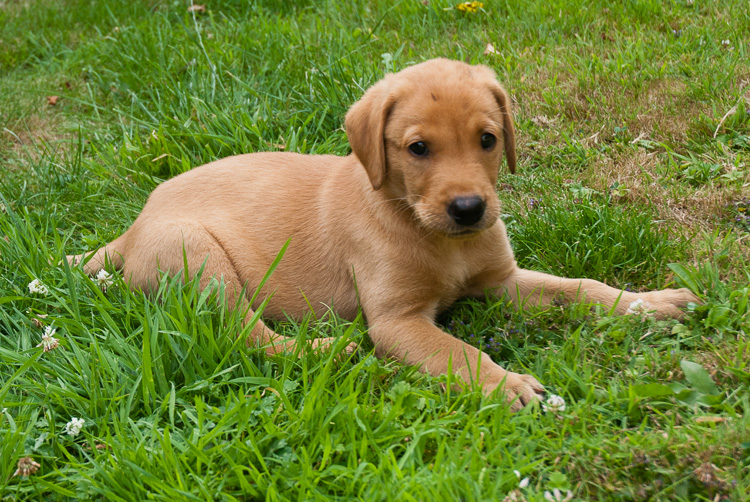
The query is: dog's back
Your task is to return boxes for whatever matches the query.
[71,152,365,318]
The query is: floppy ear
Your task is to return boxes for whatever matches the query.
[345,81,395,190]
[490,83,517,174]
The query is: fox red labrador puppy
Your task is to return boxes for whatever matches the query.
[68,59,697,410]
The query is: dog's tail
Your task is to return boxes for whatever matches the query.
[66,235,126,276]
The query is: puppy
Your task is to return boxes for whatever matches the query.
[68,59,697,410]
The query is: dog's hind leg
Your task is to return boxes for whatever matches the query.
[241,296,356,357]
[98,220,355,357]
[68,221,354,356]
[66,235,126,275]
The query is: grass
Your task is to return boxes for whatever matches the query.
[1,0,749,500]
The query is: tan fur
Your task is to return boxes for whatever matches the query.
[67,59,698,411]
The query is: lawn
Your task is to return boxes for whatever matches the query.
[1,0,749,500]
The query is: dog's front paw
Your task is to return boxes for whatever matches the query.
[635,288,700,319]
[486,372,545,412]
[310,337,358,355]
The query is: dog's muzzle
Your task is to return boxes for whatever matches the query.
[447,196,486,227]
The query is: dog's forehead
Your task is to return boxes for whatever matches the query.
[389,77,502,133]
[396,58,477,81]
[390,62,500,114]
[399,63,482,95]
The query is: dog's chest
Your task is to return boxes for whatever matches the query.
[404,242,480,305]
[436,263,476,310]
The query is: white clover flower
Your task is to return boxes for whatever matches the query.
[514,470,531,489]
[544,488,573,502]
[502,491,525,502]
[28,279,49,295]
[721,39,731,47]
[95,269,114,291]
[542,394,566,414]
[37,326,60,352]
[13,457,41,478]
[626,298,654,318]
[64,417,85,437]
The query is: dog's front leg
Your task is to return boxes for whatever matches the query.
[368,314,544,411]
[473,267,698,319]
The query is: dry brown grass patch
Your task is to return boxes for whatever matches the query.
[590,149,740,227]
[1,103,71,168]
[633,78,707,143]
[513,61,711,147]
[589,148,750,274]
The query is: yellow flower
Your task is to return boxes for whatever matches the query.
[456,1,483,13]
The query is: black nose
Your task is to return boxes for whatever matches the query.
[447,196,486,226]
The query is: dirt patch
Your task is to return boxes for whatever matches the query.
[591,149,744,226]
[587,148,750,272]
[632,78,707,143]
[1,97,71,169]
[510,60,710,146]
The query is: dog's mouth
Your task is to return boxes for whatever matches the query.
[446,227,484,238]
[417,215,491,239]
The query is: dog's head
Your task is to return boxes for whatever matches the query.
[345,58,516,238]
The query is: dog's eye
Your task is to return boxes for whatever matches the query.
[409,141,428,157]
[481,133,497,150]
